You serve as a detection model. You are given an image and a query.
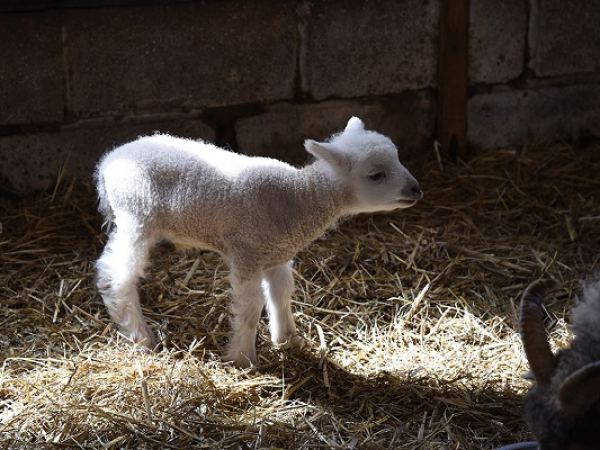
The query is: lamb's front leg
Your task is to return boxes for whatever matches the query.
[224,269,265,368]
[263,262,306,351]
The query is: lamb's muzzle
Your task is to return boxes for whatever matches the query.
[398,184,423,207]
[94,116,421,368]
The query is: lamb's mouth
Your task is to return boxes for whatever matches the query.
[396,198,419,208]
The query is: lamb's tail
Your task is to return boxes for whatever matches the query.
[94,166,115,233]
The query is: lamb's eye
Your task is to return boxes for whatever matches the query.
[368,172,386,181]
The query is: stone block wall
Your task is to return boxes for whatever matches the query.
[468,0,600,151]
[0,0,599,195]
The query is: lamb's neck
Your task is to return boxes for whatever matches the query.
[291,162,353,228]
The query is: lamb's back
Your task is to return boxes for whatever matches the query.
[100,134,297,208]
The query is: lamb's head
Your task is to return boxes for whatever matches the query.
[305,117,422,214]
[519,279,600,450]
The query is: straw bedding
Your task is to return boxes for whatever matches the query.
[1,143,599,449]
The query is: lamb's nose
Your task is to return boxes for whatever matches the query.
[412,185,423,199]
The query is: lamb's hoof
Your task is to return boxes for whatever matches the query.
[118,328,156,351]
[223,350,257,369]
[275,334,308,352]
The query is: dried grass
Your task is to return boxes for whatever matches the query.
[1,142,599,449]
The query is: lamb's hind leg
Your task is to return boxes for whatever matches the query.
[96,226,155,348]
[263,261,306,351]
[224,269,265,368]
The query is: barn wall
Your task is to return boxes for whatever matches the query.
[0,0,599,194]
[468,0,600,151]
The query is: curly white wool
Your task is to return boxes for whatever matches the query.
[95,117,422,367]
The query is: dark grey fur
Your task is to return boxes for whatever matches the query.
[519,280,600,450]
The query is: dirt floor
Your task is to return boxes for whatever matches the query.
[1,143,599,449]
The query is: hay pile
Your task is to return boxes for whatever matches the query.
[1,143,599,449]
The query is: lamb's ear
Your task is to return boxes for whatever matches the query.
[557,361,600,416]
[345,116,365,133]
[304,139,350,171]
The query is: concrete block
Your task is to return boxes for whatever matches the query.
[235,93,435,163]
[530,0,600,76]
[469,0,527,84]
[468,84,600,151]
[0,12,64,126]
[0,118,214,195]
[65,0,297,117]
[303,0,438,100]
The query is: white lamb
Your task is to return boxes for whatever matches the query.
[95,117,422,368]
